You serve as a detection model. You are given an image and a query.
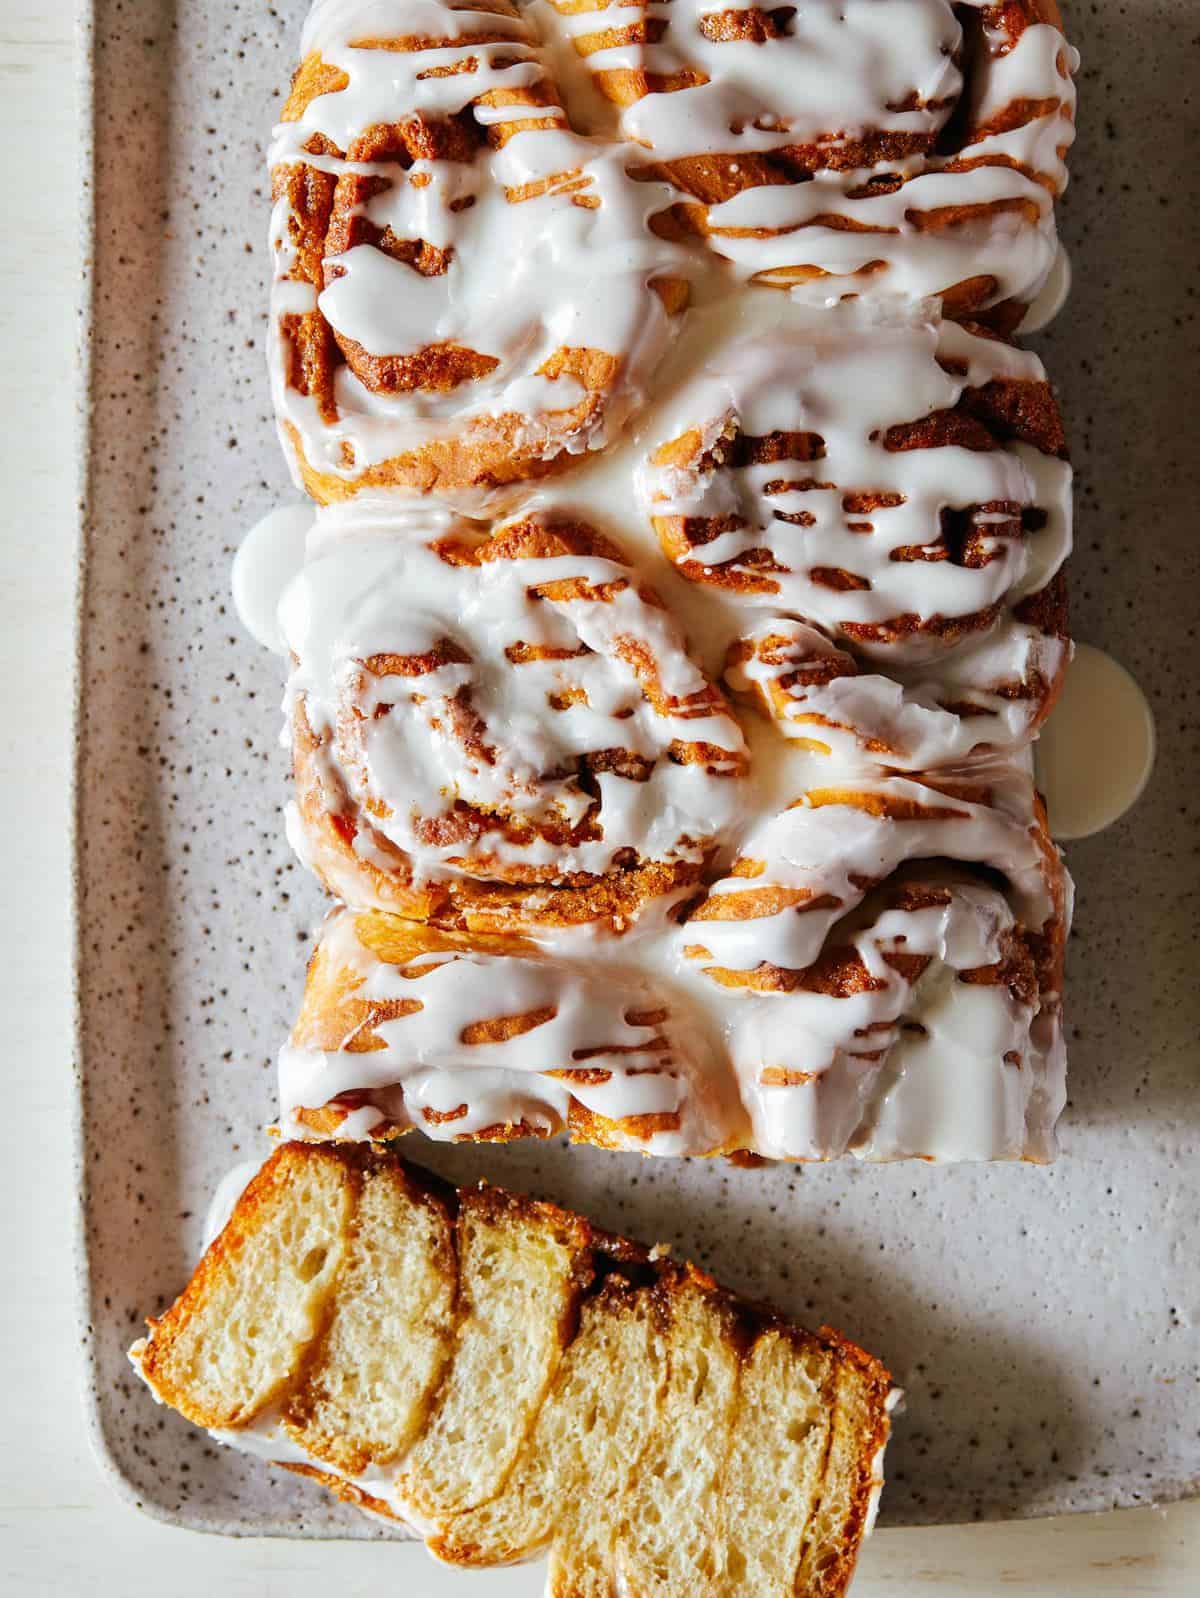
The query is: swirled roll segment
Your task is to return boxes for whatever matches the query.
[679,767,1070,1161]
[280,910,744,1154]
[281,504,749,931]
[546,0,1077,321]
[270,0,691,506]
[641,311,1071,769]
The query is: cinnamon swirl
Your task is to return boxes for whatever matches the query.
[279,910,742,1154]
[641,310,1071,769]
[679,766,1069,1161]
[281,503,749,931]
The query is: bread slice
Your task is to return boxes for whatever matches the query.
[396,1187,594,1522]
[134,1143,356,1428]
[280,1152,458,1475]
[132,1143,894,1595]
[433,1269,670,1572]
[609,1269,746,1598]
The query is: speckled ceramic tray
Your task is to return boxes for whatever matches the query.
[76,0,1200,1544]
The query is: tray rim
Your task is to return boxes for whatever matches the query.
[65,0,308,1537]
[69,0,1200,1541]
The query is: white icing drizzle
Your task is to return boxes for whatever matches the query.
[258,4,1083,1168]
[269,0,691,503]
[279,909,738,1153]
[730,882,1063,1162]
[728,612,1067,771]
[547,0,1078,310]
[684,769,1058,973]
[280,502,747,891]
[283,767,1069,1163]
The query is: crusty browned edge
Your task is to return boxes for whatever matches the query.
[455,1180,599,1352]
[679,1276,894,1597]
[807,1324,895,1597]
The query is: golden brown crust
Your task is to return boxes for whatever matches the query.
[803,1327,895,1598]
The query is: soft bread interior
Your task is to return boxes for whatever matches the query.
[434,1271,669,1572]
[135,1144,356,1428]
[720,1327,835,1594]
[396,1188,593,1521]
[133,1143,893,1596]
[611,1270,745,1596]
[282,1153,457,1474]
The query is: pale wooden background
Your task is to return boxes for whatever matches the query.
[1,3,1194,1592]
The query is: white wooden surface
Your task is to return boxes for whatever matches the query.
[0,4,1195,1592]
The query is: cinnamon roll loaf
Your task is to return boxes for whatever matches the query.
[281,503,748,932]
[251,3,1080,1173]
[641,310,1072,770]
[545,0,1078,323]
[131,1142,895,1593]
[270,0,690,506]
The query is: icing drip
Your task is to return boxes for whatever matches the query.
[731,880,1063,1162]
[1035,642,1156,841]
[1020,243,1072,335]
[231,503,316,653]
[546,0,1078,312]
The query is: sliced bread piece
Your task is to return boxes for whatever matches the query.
[609,1268,746,1598]
[396,1187,594,1522]
[133,1143,356,1428]
[434,1269,669,1573]
[281,1149,458,1474]
[720,1324,837,1595]
[132,1142,895,1595]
